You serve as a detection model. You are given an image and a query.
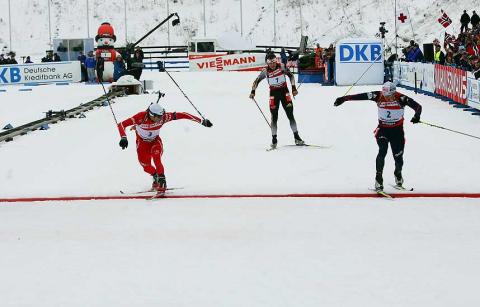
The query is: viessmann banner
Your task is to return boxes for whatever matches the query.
[0,61,81,85]
[189,53,265,71]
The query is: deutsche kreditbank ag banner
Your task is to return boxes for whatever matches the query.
[335,39,384,86]
[0,61,81,85]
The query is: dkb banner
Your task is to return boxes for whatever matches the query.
[0,61,81,85]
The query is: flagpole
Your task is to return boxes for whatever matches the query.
[394,0,398,56]
[406,6,416,42]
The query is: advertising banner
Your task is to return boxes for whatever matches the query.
[466,72,480,109]
[435,64,467,104]
[335,39,384,86]
[0,61,81,85]
[392,62,435,93]
[189,53,265,72]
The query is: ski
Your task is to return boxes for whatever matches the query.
[148,190,167,200]
[266,144,331,151]
[285,144,332,149]
[119,187,183,195]
[369,188,393,199]
[389,184,414,192]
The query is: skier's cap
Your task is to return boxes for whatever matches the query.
[382,81,396,96]
[148,104,165,117]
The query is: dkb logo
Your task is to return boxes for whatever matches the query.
[339,43,382,63]
[0,67,22,83]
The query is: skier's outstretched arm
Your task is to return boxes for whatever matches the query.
[334,91,378,106]
[169,112,213,127]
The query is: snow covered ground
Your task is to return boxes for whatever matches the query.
[1,71,480,306]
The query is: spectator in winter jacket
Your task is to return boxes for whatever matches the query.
[445,51,456,67]
[25,56,33,63]
[411,44,424,62]
[53,53,61,62]
[130,47,144,80]
[472,11,480,29]
[113,55,126,82]
[85,51,96,83]
[78,51,87,82]
[461,10,471,33]
[95,53,105,82]
[434,45,445,65]
[280,48,288,66]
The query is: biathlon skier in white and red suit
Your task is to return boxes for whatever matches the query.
[117,103,213,191]
[250,52,305,149]
[334,81,422,191]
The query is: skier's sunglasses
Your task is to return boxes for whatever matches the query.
[148,112,163,119]
[266,58,277,64]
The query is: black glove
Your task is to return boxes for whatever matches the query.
[249,90,255,99]
[119,137,128,149]
[291,85,298,96]
[410,115,420,124]
[334,97,345,107]
[202,119,213,127]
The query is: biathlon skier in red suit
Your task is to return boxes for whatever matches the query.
[117,103,213,191]
[334,81,422,191]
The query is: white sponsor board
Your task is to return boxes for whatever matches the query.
[335,38,384,85]
[393,62,435,94]
[467,72,480,109]
[189,53,265,71]
[0,61,81,85]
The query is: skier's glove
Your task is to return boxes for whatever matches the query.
[292,85,298,97]
[119,137,128,149]
[202,119,213,127]
[249,90,255,99]
[410,115,420,124]
[334,97,345,106]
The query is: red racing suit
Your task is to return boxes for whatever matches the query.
[117,111,201,176]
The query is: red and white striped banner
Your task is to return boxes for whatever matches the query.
[434,64,467,104]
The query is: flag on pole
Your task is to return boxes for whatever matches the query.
[398,13,408,23]
[438,10,452,28]
[444,32,454,44]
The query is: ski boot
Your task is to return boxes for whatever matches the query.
[394,170,404,188]
[375,172,384,191]
[294,132,305,146]
[152,173,167,192]
[270,135,278,150]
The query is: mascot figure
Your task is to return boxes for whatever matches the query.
[95,22,119,82]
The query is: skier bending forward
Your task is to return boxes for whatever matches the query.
[117,103,213,191]
[334,81,422,191]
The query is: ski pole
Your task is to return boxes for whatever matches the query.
[99,80,120,128]
[251,98,272,129]
[420,120,480,140]
[164,70,206,120]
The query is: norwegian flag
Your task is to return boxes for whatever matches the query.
[438,10,452,28]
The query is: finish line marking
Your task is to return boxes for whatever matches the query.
[1,193,480,203]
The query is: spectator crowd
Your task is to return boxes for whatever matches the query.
[400,9,480,79]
